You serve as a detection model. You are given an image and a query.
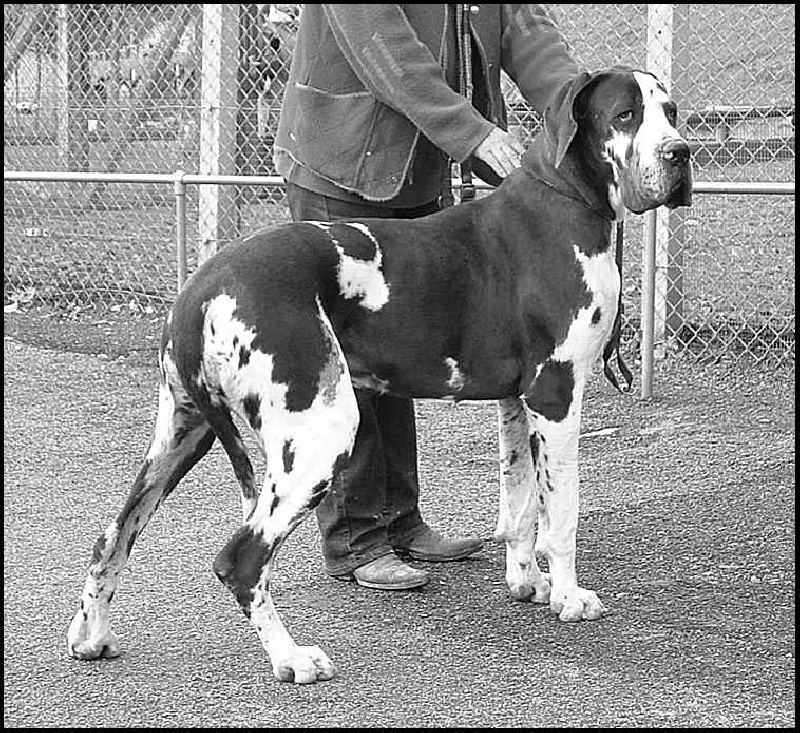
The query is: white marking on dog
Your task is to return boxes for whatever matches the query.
[334,223,390,311]
[444,356,465,392]
[633,71,679,170]
[523,246,615,621]
[627,72,687,206]
[601,73,684,217]
[530,399,604,621]
[549,245,619,372]
[306,221,331,231]
[147,363,179,461]
[304,221,390,310]
[351,373,391,393]
[601,129,630,219]
[237,297,358,682]
[201,294,256,386]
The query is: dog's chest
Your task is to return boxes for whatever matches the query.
[553,246,620,370]
[581,247,620,316]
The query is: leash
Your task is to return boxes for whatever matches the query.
[602,222,634,393]
[456,4,476,202]
[440,4,475,208]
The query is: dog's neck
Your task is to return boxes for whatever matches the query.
[521,136,619,222]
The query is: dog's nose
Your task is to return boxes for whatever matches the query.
[660,139,691,166]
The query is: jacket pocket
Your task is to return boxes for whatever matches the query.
[289,84,377,190]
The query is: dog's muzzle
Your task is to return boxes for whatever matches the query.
[660,138,693,208]
[624,137,693,213]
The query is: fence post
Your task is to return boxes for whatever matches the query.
[198,4,239,265]
[642,4,675,398]
[666,5,692,348]
[174,170,188,291]
[641,208,658,399]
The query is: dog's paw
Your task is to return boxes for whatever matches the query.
[549,586,606,621]
[507,569,551,604]
[272,645,336,684]
[67,611,121,660]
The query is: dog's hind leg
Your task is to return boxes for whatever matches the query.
[203,408,259,522]
[212,315,359,684]
[67,349,216,660]
[495,397,552,604]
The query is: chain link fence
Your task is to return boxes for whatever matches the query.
[4,4,795,365]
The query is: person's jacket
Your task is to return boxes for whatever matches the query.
[273,4,581,202]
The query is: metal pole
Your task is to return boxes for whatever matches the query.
[5,171,790,196]
[644,4,675,388]
[174,169,188,290]
[198,4,240,265]
[641,209,657,399]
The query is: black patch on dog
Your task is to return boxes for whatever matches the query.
[508,449,519,466]
[125,530,139,557]
[242,395,262,432]
[307,480,329,510]
[163,430,217,499]
[332,451,350,476]
[91,533,107,565]
[331,222,379,261]
[526,359,575,422]
[282,440,295,474]
[203,407,257,500]
[592,307,602,324]
[239,346,251,369]
[529,432,541,464]
[172,401,199,446]
[213,525,273,617]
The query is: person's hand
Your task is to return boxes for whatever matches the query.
[472,127,526,178]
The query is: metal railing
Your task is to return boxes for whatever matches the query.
[5,168,792,396]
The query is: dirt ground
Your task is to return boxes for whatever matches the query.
[3,308,795,728]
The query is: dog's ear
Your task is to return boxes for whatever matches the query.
[543,71,595,168]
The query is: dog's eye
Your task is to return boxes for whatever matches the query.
[616,110,634,124]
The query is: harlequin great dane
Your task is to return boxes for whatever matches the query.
[67,67,692,683]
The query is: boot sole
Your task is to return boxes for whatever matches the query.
[334,572,429,590]
[397,545,483,563]
[353,575,429,590]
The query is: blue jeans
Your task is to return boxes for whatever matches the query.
[286,182,441,575]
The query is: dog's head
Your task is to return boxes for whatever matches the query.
[544,67,693,215]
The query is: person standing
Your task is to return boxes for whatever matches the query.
[273,4,581,590]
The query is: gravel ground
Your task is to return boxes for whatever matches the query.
[3,310,795,728]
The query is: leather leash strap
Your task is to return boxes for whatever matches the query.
[441,4,475,207]
[455,4,476,201]
[602,222,634,393]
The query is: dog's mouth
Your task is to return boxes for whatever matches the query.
[665,165,693,209]
[621,162,693,214]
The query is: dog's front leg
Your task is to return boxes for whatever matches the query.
[526,382,605,622]
[494,397,551,603]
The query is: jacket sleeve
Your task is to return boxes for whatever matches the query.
[321,4,494,163]
[500,4,583,114]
